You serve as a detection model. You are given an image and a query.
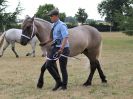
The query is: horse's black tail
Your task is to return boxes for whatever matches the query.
[0,32,6,48]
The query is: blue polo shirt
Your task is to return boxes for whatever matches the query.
[52,19,69,48]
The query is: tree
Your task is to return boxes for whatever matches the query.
[0,0,7,31]
[0,1,23,31]
[36,4,66,22]
[0,0,7,12]
[59,12,66,22]
[85,19,97,25]
[98,0,132,30]
[35,4,55,22]
[75,8,88,24]
[115,5,133,35]
[65,16,77,25]
[64,16,78,28]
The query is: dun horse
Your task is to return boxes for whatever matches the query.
[21,16,107,88]
[0,28,38,57]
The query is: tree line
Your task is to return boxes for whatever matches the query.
[0,0,23,31]
[0,0,133,34]
[98,0,133,34]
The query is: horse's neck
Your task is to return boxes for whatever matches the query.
[35,20,52,43]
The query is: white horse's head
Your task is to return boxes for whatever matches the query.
[21,15,37,45]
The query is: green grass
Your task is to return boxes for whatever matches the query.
[0,32,133,99]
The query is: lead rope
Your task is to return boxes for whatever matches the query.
[45,52,81,61]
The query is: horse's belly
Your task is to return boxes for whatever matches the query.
[68,32,89,57]
[69,40,88,57]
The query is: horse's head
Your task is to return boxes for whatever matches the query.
[21,15,37,45]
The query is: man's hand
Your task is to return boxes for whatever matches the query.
[57,48,63,54]
[53,48,63,58]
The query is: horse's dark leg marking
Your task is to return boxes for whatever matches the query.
[12,47,19,58]
[83,49,107,86]
[0,41,9,57]
[95,60,107,83]
[83,60,97,86]
[37,62,46,88]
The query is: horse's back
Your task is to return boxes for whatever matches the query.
[69,25,101,41]
[68,25,102,56]
[5,29,22,43]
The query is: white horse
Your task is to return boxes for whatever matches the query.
[0,28,38,57]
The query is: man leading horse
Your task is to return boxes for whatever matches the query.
[43,8,70,91]
[21,8,107,91]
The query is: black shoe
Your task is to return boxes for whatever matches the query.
[52,82,62,91]
[61,85,67,90]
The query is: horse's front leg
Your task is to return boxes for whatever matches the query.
[26,50,35,57]
[11,43,19,58]
[37,62,46,88]
[26,41,36,57]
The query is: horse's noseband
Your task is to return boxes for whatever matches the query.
[22,21,35,40]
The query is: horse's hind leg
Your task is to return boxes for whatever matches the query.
[37,62,46,88]
[11,42,19,58]
[96,60,107,83]
[0,40,9,57]
[83,49,107,86]
[83,59,97,86]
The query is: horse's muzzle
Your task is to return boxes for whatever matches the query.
[20,41,27,46]
[20,36,29,46]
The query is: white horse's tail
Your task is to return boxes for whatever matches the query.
[0,32,6,48]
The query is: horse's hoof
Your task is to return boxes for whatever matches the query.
[102,79,107,83]
[0,55,2,57]
[16,55,19,58]
[26,53,30,56]
[42,54,45,57]
[83,81,91,87]
[37,82,43,88]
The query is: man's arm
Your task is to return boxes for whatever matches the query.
[59,37,68,53]
[58,24,69,53]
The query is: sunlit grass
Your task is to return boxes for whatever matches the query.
[0,32,133,99]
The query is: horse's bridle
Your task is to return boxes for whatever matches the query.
[21,21,35,40]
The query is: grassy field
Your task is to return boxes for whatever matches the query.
[0,32,133,99]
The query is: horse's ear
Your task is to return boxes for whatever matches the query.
[31,14,36,22]
[25,15,30,19]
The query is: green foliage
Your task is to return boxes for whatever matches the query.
[123,30,133,36]
[65,16,78,26]
[85,19,97,25]
[35,4,66,22]
[66,23,77,29]
[35,4,55,22]
[98,0,132,29]
[113,2,133,35]
[84,23,117,32]
[59,12,66,22]
[0,0,7,12]
[0,1,23,31]
[75,8,88,24]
